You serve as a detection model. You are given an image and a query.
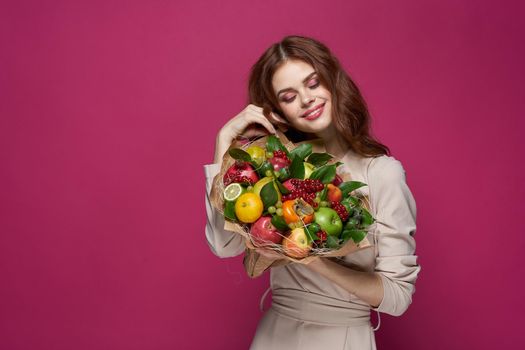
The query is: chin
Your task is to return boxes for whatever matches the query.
[299,114,332,134]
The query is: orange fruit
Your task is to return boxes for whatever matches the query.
[282,199,314,225]
[234,193,264,223]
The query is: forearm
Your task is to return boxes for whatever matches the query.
[306,257,384,308]
[214,130,237,164]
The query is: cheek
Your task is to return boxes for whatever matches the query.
[279,104,297,121]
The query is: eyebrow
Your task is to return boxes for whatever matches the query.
[276,71,318,97]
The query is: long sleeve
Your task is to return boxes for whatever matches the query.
[368,156,420,316]
[204,163,245,258]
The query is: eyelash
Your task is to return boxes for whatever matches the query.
[281,80,320,103]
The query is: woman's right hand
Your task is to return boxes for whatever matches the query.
[213,104,277,164]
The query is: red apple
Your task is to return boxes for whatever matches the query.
[223,161,259,186]
[327,184,343,202]
[282,227,312,258]
[250,216,283,246]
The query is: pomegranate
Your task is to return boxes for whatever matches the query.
[223,161,259,186]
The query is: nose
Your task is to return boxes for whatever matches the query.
[301,91,315,106]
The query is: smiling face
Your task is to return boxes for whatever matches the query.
[271,59,333,135]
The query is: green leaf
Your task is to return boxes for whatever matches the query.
[341,228,352,243]
[339,181,368,197]
[266,135,289,156]
[277,167,290,181]
[257,161,274,178]
[275,180,290,195]
[348,230,366,243]
[228,148,252,162]
[289,144,312,161]
[341,228,351,242]
[360,207,375,227]
[260,181,278,209]
[326,235,340,248]
[271,215,288,231]
[308,222,321,234]
[342,196,360,207]
[304,223,321,244]
[289,155,305,179]
[345,217,360,228]
[307,153,333,167]
[309,164,336,184]
[341,229,367,244]
[319,186,328,201]
[304,228,316,244]
[224,201,237,221]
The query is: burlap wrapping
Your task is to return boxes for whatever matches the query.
[209,129,372,278]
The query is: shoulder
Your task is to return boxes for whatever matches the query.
[367,155,407,186]
[366,155,416,216]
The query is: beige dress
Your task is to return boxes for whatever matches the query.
[204,149,420,350]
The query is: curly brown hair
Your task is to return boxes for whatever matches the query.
[247,35,390,157]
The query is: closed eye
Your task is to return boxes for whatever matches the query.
[281,79,320,104]
[308,80,320,89]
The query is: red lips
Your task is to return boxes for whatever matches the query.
[302,103,325,118]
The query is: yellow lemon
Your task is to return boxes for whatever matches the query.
[304,162,315,179]
[234,193,264,223]
[246,145,266,166]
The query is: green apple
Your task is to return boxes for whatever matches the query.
[314,207,343,237]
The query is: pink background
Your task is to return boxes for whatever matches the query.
[1,0,524,349]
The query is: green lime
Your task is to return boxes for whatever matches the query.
[223,183,245,202]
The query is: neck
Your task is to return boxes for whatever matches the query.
[314,125,350,159]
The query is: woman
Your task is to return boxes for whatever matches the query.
[204,35,420,349]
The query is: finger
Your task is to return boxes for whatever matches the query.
[242,124,273,138]
[242,129,270,139]
[245,110,277,134]
[268,111,289,125]
[229,110,276,137]
[248,104,263,112]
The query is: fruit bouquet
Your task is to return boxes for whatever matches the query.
[209,130,374,277]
